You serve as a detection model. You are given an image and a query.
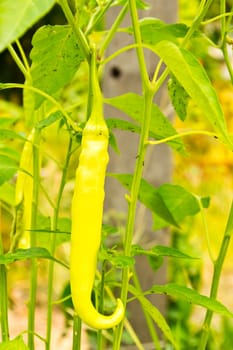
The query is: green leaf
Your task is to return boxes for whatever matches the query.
[0,247,67,267]
[0,0,56,53]
[105,93,185,153]
[106,118,141,134]
[30,25,84,108]
[35,216,71,248]
[127,18,188,45]
[36,110,63,129]
[0,182,15,206]
[152,40,233,149]
[149,283,233,319]
[109,174,178,227]
[0,145,20,162]
[168,75,190,121]
[0,335,29,350]
[0,129,25,141]
[110,174,201,228]
[129,285,179,349]
[0,154,18,186]
[131,244,198,260]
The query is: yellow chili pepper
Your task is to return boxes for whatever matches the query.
[14,129,34,249]
[70,49,124,329]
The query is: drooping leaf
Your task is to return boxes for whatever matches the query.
[30,25,84,108]
[168,75,190,121]
[149,283,233,319]
[0,154,18,186]
[151,40,233,149]
[0,0,55,52]
[129,285,179,350]
[0,335,29,350]
[105,93,185,153]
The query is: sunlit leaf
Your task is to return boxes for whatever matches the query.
[0,335,29,350]
[0,0,55,52]
[105,93,185,153]
[151,40,233,149]
[30,25,84,108]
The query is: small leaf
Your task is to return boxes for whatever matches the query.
[168,75,190,121]
[0,154,18,186]
[30,25,84,108]
[0,0,56,53]
[105,93,185,153]
[149,283,233,319]
[0,335,29,350]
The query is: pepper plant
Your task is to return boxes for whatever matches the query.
[0,0,233,349]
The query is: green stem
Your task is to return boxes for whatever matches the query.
[58,0,91,62]
[46,136,73,350]
[99,2,129,57]
[113,2,154,348]
[198,201,233,350]
[28,128,41,350]
[85,0,115,36]
[0,229,9,342]
[7,44,29,79]
[72,315,82,350]
[182,0,215,47]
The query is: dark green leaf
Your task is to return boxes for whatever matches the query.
[110,174,202,228]
[105,93,185,153]
[168,75,190,121]
[109,174,178,227]
[107,118,141,134]
[30,25,84,108]
[0,0,56,53]
[149,283,233,318]
[0,154,18,186]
